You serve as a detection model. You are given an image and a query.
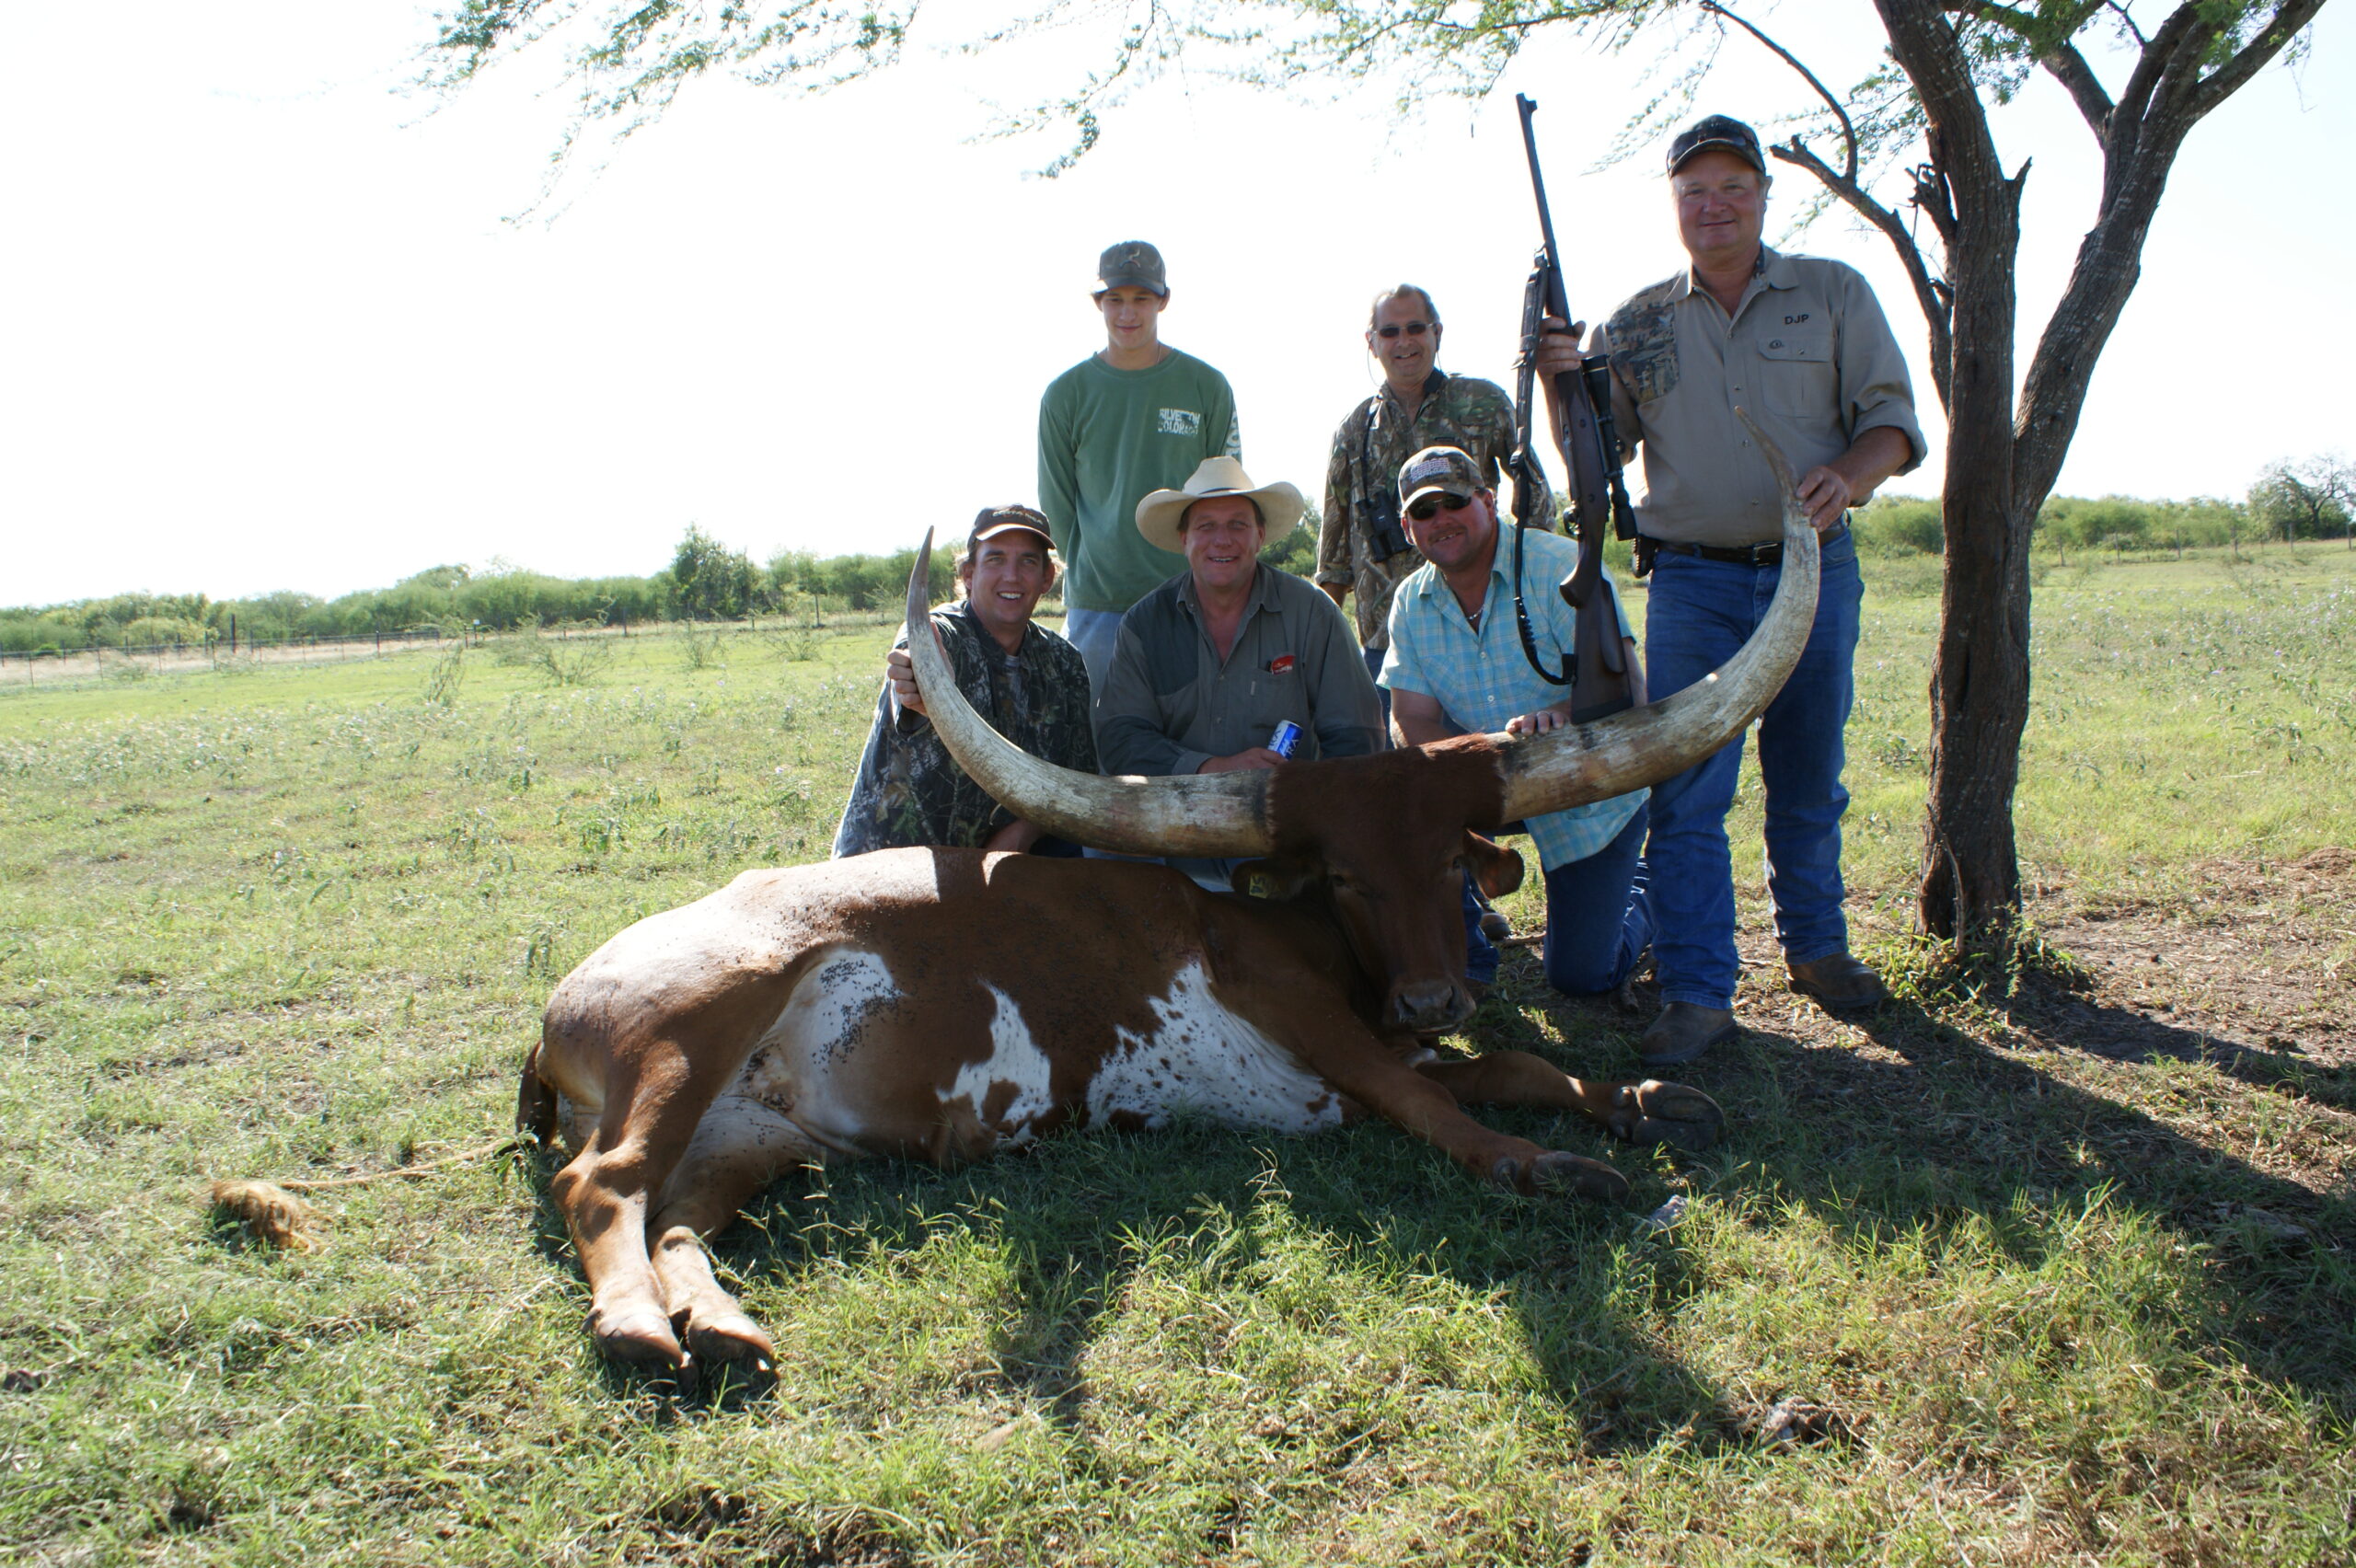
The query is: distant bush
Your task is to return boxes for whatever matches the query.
[1261,526,1318,575]
[1855,495,1944,554]
[5,490,2281,657]
[2035,493,2249,555]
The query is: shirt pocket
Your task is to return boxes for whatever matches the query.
[1243,657,1311,748]
[1757,329,1835,419]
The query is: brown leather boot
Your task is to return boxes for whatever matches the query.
[1787,952,1889,1014]
[1640,1003,1737,1067]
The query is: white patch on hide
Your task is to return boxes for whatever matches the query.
[554,1093,600,1149]
[933,985,1061,1149]
[736,948,902,1156]
[1087,961,1341,1134]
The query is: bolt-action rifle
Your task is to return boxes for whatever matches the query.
[1507,93,1642,723]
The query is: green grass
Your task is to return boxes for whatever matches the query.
[2,571,2351,1565]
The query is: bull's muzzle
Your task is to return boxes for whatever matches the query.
[1389,976,1475,1034]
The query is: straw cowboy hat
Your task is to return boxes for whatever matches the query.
[1134,457,1307,554]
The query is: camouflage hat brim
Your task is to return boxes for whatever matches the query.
[1668,114,1767,175]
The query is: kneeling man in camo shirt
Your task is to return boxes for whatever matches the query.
[832,506,1097,859]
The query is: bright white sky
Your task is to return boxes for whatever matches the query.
[3,3,2348,606]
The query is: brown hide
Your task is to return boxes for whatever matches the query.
[527,847,1723,1372]
[1250,736,1520,1032]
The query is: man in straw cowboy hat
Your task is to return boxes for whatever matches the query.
[1096,455,1382,887]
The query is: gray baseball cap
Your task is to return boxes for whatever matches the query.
[1667,114,1766,175]
[1093,240,1168,296]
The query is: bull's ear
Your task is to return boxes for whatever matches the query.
[1231,856,1322,902]
[1461,832,1524,899]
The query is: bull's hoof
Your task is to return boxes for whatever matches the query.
[591,1304,688,1369]
[1501,1151,1630,1204]
[684,1309,777,1374]
[1609,1080,1726,1153]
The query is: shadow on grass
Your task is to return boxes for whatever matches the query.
[2008,987,2356,1113]
[1610,975,2356,1421]
[509,961,2350,1457]
[717,1122,1732,1448]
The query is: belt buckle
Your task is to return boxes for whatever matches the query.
[1746,540,1781,566]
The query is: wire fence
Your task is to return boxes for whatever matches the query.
[0,605,1057,692]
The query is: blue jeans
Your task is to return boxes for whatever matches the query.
[1362,643,1393,728]
[1641,528,1864,1010]
[1541,807,1652,996]
[1063,606,1126,699]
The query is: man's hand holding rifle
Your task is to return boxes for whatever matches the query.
[1509,94,1641,726]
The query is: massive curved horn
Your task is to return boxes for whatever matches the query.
[1496,409,1822,823]
[902,539,1276,858]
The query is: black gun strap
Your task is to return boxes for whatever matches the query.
[1510,515,1574,687]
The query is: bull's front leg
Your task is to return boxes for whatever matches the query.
[1265,1009,1634,1202]
[1412,1053,1724,1153]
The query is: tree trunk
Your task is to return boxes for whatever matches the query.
[1875,0,2035,942]
[1875,0,2322,944]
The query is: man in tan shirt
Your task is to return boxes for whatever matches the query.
[1539,113,1925,1066]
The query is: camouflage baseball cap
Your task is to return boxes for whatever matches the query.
[1397,445,1483,512]
[1667,113,1766,175]
[1093,240,1168,296]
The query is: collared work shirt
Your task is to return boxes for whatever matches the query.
[1316,371,1547,652]
[1379,526,1645,871]
[1590,247,1926,548]
[831,602,1098,858]
[1098,564,1382,778]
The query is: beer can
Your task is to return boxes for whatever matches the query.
[1268,720,1303,759]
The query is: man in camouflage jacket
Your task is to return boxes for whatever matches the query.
[831,507,1098,859]
[1317,284,1549,677]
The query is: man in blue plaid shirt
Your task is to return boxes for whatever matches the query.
[1380,445,1655,1005]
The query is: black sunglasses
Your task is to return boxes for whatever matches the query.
[1373,321,1434,339]
[1406,492,1472,523]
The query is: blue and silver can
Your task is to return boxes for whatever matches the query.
[1268,720,1303,759]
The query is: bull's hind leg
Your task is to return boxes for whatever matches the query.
[1414,1053,1724,1153]
[549,1047,739,1369]
[644,1095,827,1371]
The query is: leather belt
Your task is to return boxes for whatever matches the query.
[1645,519,1846,567]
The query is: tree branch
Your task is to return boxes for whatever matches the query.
[1878,0,2009,202]
[1945,0,2115,139]
[2014,0,2325,505]
[2189,0,2326,120]
[1700,0,1858,181]
[2036,40,2116,138]
[1771,138,1955,408]
[2109,2,2203,149]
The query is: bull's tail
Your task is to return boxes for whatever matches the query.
[516,1039,559,1145]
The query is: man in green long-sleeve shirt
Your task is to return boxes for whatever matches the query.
[1038,240,1241,696]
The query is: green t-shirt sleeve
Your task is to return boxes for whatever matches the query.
[1037,380,1080,562]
